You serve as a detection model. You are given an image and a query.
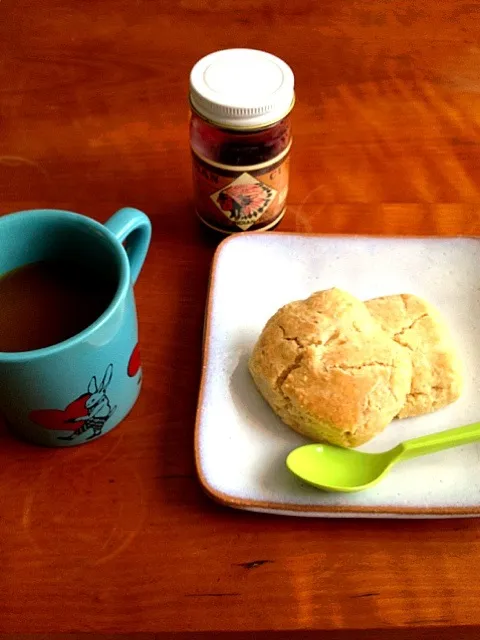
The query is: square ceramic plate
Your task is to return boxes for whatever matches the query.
[195,233,480,518]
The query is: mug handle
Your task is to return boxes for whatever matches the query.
[104,208,152,284]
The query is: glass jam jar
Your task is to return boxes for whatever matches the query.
[189,49,295,234]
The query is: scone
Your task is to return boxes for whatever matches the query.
[366,294,463,418]
[249,288,412,447]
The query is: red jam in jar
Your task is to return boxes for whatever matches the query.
[189,49,295,234]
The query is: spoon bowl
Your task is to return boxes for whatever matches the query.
[286,421,480,492]
[286,444,401,492]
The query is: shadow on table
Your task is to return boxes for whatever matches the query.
[150,223,222,514]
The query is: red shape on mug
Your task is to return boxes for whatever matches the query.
[29,393,90,431]
[128,343,141,377]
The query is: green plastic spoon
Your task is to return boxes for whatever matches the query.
[286,421,480,493]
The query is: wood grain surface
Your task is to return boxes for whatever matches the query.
[1,0,480,637]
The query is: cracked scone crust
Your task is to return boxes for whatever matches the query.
[366,294,463,418]
[248,288,412,448]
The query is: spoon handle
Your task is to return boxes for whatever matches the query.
[398,421,480,461]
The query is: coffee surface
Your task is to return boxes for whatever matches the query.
[0,260,115,352]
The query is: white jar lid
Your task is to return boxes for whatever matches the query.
[190,48,295,130]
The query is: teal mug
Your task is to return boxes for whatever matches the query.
[0,207,151,446]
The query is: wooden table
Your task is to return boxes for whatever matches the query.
[1,1,480,638]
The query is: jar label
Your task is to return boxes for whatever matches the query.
[192,147,290,233]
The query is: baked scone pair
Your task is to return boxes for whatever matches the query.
[249,288,463,448]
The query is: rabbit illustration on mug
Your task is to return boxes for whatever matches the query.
[58,364,117,441]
